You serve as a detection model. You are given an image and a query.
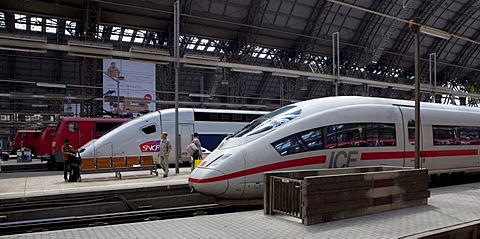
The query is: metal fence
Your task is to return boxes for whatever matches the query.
[269,176,303,218]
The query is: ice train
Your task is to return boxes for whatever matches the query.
[79,108,266,164]
[189,96,480,202]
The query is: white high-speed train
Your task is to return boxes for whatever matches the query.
[79,108,266,164]
[189,96,480,202]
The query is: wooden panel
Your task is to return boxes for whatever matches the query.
[141,155,154,167]
[96,157,112,169]
[81,158,96,171]
[126,155,140,167]
[111,156,126,168]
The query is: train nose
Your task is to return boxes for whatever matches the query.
[189,168,228,196]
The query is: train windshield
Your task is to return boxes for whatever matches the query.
[231,105,301,137]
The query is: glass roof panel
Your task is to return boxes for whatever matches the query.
[0,12,5,28]
[45,18,57,33]
[15,14,27,30]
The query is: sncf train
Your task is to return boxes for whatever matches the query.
[79,108,267,164]
[189,96,480,202]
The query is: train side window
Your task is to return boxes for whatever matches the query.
[366,124,379,146]
[336,123,366,148]
[433,126,457,146]
[458,127,479,145]
[232,114,243,121]
[272,135,305,156]
[408,120,415,145]
[326,125,337,149]
[210,114,219,121]
[141,125,156,135]
[298,128,324,150]
[378,123,396,146]
[221,114,230,121]
[68,122,78,132]
[366,123,397,147]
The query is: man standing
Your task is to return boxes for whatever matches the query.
[157,132,171,178]
[61,138,75,181]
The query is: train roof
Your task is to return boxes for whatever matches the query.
[59,117,130,122]
[292,96,480,114]
[157,108,269,115]
[16,130,41,133]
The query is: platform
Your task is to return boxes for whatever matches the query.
[2,180,480,238]
[0,167,191,199]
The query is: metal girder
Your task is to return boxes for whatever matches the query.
[79,0,101,116]
[83,0,100,41]
[225,72,247,104]
[426,0,480,60]
[157,64,175,102]
[207,67,224,96]
[179,0,193,55]
[54,19,66,85]
[290,0,332,70]
[370,0,416,64]
[343,0,390,66]
[429,0,480,84]
[224,0,267,63]
[444,28,480,83]
[382,0,446,70]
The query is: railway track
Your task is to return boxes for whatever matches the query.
[0,204,262,236]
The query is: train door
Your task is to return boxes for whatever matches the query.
[78,121,93,150]
[398,106,424,168]
[95,142,113,158]
[67,121,81,150]
[179,124,194,163]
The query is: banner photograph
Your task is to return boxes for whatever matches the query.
[102,59,156,117]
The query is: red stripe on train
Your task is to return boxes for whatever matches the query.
[189,149,478,184]
[188,155,326,184]
[361,149,478,160]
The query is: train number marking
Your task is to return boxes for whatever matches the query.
[328,150,359,168]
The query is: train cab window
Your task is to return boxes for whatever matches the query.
[272,135,305,156]
[458,127,479,145]
[141,125,156,135]
[68,122,78,132]
[233,106,301,137]
[433,126,457,145]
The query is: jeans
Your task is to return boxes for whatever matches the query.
[63,160,69,180]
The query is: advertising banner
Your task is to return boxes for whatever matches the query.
[103,59,156,117]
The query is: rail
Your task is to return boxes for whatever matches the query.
[80,155,158,180]
[0,204,262,236]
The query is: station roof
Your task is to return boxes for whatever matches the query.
[0,0,479,115]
